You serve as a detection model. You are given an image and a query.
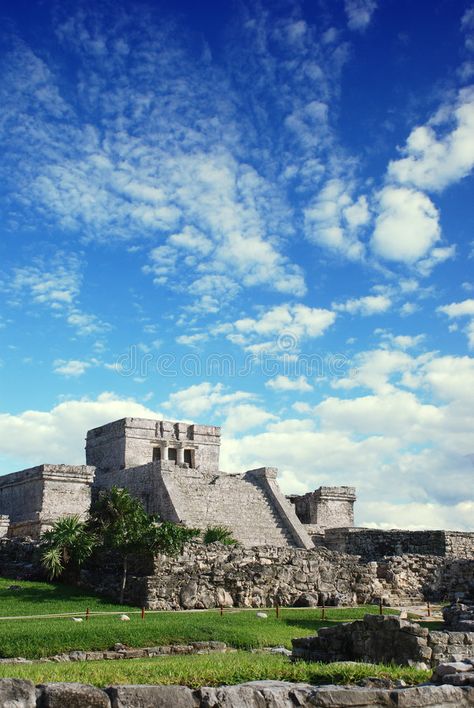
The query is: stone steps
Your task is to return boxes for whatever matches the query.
[170,473,297,547]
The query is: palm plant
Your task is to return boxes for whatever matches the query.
[41,516,96,580]
[203,525,238,545]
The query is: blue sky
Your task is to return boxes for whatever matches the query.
[0,0,473,529]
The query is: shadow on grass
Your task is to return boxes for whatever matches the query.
[0,582,125,612]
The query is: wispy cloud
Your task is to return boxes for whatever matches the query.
[2,252,110,337]
[344,0,378,32]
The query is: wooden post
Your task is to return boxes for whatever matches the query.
[141,607,145,620]
[379,599,383,616]
[321,602,325,620]
[86,607,90,621]
[275,603,279,619]
[427,601,431,617]
[220,605,223,617]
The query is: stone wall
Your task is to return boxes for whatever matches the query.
[3,678,474,708]
[0,538,44,579]
[79,543,474,610]
[86,417,221,473]
[292,614,474,668]
[94,462,180,519]
[0,537,473,610]
[0,465,94,539]
[321,527,474,560]
[375,554,474,604]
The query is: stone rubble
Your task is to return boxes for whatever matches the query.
[292,614,474,668]
[0,641,228,665]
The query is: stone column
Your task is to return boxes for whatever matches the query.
[161,442,169,461]
[177,445,185,464]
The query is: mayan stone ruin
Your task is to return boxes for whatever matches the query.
[0,416,473,612]
[0,417,357,547]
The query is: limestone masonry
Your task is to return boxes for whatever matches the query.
[0,416,473,559]
[0,417,355,548]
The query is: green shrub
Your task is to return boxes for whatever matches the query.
[203,526,238,545]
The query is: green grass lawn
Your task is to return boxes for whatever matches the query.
[0,577,126,616]
[0,653,431,688]
[0,577,391,659]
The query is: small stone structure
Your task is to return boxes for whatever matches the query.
[288,486,356,534]
[0,464,94,538]
[2,678,474,707]
[292,614,474,668]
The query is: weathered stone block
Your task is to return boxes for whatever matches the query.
[0,679,35,708]
[107,684,198,708]
[39,682,110,707]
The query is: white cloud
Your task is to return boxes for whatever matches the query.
[380,333,425,350]
[359,498,474,531]
[168,226,213,255]
[0,393,160,469]
[419,355,474,403]
[221,404,277,435]
[333,294,391,316]
[388,87,474,192]
[219,351,474,528]
[7,254,82,309]
[332,348,415,394]
[371,186,441,264]
[176,333,209,347]
[53,359,91,377]
[438,298,474,317]
[234,304,336,343]
[344,0,377,32]
[304,179,367,260]
[162,382,253,419]
[3,252,112,338]
[315,390,442,440]
[438,298,474,349]
[266,375,313,392]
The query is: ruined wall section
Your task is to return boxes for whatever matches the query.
[292,614,474,668]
